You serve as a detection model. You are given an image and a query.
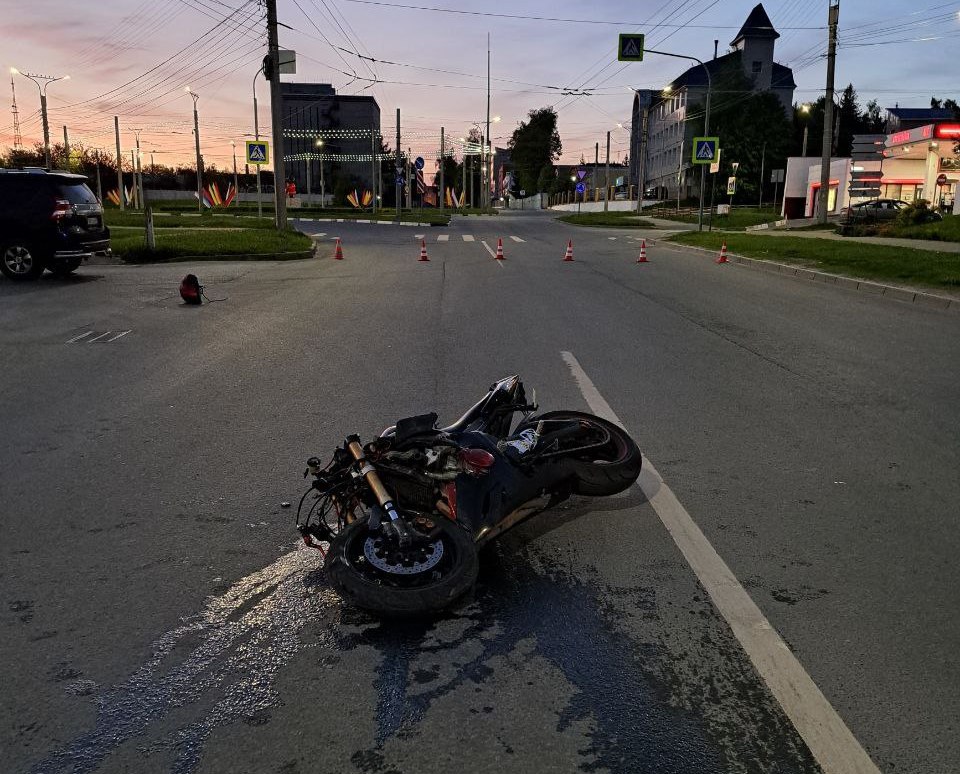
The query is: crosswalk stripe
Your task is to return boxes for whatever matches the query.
[509,236,525,243]
[66,331,93,344]
[462,235,475,242]
[437,234,449,242]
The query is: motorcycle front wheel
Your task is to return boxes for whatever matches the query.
[325,513,478,616]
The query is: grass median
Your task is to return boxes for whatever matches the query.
[113,228,313,264]
[668,231,960,290]
[557,211,658,228]
[650,206,782,230]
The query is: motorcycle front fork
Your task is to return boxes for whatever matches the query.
[345,435,413,546]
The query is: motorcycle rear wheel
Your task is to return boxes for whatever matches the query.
[325,513,478,616]
[520,411,642,496]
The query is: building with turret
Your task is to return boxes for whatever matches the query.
[631,3,795,200]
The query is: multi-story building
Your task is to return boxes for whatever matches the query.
[633,3,795,200]
[279,82,380,198]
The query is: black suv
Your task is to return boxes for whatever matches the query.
[0,169,110,280]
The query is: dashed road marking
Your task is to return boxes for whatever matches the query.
[462,235,475,242]
[66,330,132,345]
[415,234,425,239]
[561,350,882,774]
[437,234,450,242]
[510,236,525,243]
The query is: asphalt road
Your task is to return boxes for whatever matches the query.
[2,211,957,774]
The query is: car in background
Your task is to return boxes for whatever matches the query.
[843,198,943,223]
[0,168,110,280]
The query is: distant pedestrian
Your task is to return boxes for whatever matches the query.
[286,180,296,199]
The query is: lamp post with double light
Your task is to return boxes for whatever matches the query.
[11,68,69,169]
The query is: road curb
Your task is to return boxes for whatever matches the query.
[667,242,959,313]
[291,217,443,228]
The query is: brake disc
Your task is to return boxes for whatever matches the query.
[363,535,444,575]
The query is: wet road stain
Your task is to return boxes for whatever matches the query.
[28,549,336,774]
[27,532,818,774]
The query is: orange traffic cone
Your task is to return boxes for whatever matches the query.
[495,237,505,261]
[563,240,574,261]
[716,241,729,264]
[637,239,648,263]
[333,238,344,260]
[419,239,430,262]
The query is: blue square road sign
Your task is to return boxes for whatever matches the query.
[246,140,269,165]
[692,137,719,165]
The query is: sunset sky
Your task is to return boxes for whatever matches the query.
[4,0,959,173]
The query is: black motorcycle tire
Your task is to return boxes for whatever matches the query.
[325,513,478,616]
[519,410,642,497]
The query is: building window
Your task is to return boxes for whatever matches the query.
[752,61,762,75]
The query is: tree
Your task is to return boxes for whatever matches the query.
[690,58,791,203]
[507,107,561,194]
[536,163,555,193]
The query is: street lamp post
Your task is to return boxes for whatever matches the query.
[11,68,69,169]
[800,103,811,157]
[231,141,239,206]
[185,87,203,213]
[640,49,712,230]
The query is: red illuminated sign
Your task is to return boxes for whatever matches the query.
[886,124,936,147]
[935,123,960,139]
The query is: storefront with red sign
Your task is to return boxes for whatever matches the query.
[882,122,960,211]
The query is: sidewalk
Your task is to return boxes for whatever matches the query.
[741,229,960,254]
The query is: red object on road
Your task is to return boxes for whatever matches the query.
[563,240,574,261]
[637,240,648,263]
[716,241,729,264]
[419,239,430,261]
[179,274,202,305]
[496,238,505,260]
[334,238,344,260]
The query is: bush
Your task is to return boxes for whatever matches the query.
[894,199,938,227]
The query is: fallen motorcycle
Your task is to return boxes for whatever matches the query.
[296,375,642,615]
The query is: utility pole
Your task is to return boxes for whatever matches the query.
[636,99,651,214]
[62,126,70,171]
[12,69,68,169]
[485,33,491,209]
[406,147,412,210]
[462,146,466,209]
[817,1,840,225]
[305,152,311,207]
[186,88,202,213]
[266,0,287,228]
[114,116,124,212]
[396,107,401,218]
[371,125,377,214]
[604,130,611,212]
[439,127,445,213]
[94,151,102,204]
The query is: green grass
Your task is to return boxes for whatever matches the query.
[557,211,658,228]
[114,228,313,263]
[652,206,782,230]
[668,232,960,289]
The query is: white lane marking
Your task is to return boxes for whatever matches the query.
[66,331,94,344]
[560,350,882,774]
[415,234,425,239]
[608,237,618,241]
[437,234,450,242]
[107,330,131,342]
[510,236,525,243]
[462,235,475,242]
[87,332,112,343]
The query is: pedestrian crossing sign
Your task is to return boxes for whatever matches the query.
[692,137,719,165]
[617,34,645,62]
[246,140,269,165]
